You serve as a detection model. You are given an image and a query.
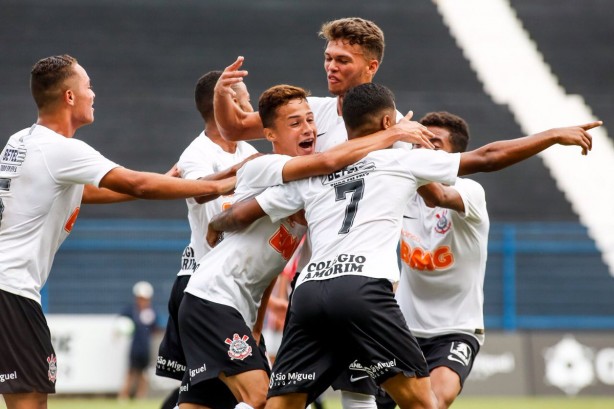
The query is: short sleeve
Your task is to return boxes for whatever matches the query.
[46,138,119,187]
[404,149,460,187]
[452,178,487,222]
[255,182,305,223]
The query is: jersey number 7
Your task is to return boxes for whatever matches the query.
[334,179,364,234]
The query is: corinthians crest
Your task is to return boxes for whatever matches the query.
[434,210,452,234]
[225,333,252,360]
[47,354,57,383]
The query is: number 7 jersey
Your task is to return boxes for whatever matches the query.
[256,148,460,289]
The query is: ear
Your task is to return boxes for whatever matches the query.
[367,59,379,78]
[65,89,75,106]
[381,113,393,130]
[263,127,276,143]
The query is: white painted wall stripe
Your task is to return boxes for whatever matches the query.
[434,0,614,275]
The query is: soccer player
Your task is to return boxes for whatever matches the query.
[176,84,433,409]
[0,54,235,409]
[214,17,419,153]
[155,70,259,409]
[394,111,489,409]
[207,83,598,409]
[213,18,419,407]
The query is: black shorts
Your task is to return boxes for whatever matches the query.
[331,361,379,395]
[417,333,480,388]
[268,276,429,404]
[178,293,270,385]
[156,275,190,379]
[177,375,238,408]
[0,289,56,394]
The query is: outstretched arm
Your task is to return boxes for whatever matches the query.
[98,167,236,200]
[82,163,182,204]
[214,57,264,141]
[281,111,436,182]
[458,121,600,176]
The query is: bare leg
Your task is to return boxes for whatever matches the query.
[3,392,48,409]
[380,373,437,409]
[264,393,308,409]
[429,367,461,409]
[134,370,149,398]
[220,369,270,409]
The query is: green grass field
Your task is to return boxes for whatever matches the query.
[43,396,614,409]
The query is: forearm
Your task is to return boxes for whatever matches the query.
[459,131,555,175]
[252,278,278,344]
[281,128,404,182]
[417,183,464,212]
[82,185,137,204]
[209,198,266,232]
[214,91,263,141]
[100,168,235,200]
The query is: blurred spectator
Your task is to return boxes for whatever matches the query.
[118,281,159,400]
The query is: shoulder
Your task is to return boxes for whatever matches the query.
[236,140,259,155]
[238,154,292,180]
[453,177,486,200]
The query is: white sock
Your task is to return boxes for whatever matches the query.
[235,403,255,409]
[341,391,377,409]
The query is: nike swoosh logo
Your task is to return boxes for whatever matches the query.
[350,375,370,382]
[316,132,326,137]
[403,215,417,219]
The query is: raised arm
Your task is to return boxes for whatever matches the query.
[458,121,600,176]
[214,57,264,141]
[281,112,435,182]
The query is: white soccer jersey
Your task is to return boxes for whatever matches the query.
[0,125,118,303]
[176,132,257,276]
[308,96,410,153]
[396,178,489,344]
[185,154,307,328]
[256,149,460,288]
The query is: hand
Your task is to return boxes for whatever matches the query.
[165,163,180,178]
[206,224,223,248]
[230,152,263,175]
[552,121,601,155]
[394,111,436,149]
[215,56,249,98]
[217,176,236,196]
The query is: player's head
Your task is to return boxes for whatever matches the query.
[31,54,95,126]
[195,71,254,123]
[319,17,384,96]
[419,111,470,153]
[342,83,396,139]
[258,84,316,156]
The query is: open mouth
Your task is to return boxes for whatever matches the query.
[299,138,314,149]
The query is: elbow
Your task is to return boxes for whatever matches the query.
[125,174,157,198]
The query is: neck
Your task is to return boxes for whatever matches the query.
[36,111,78,138]
[204,122,237,153]
[336,95,344,116]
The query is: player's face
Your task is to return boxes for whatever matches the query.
[66,64,95,127]
[324,40,378,96]
[267,98,316,156]
[232,82,254,113]
[423,126,455,153]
